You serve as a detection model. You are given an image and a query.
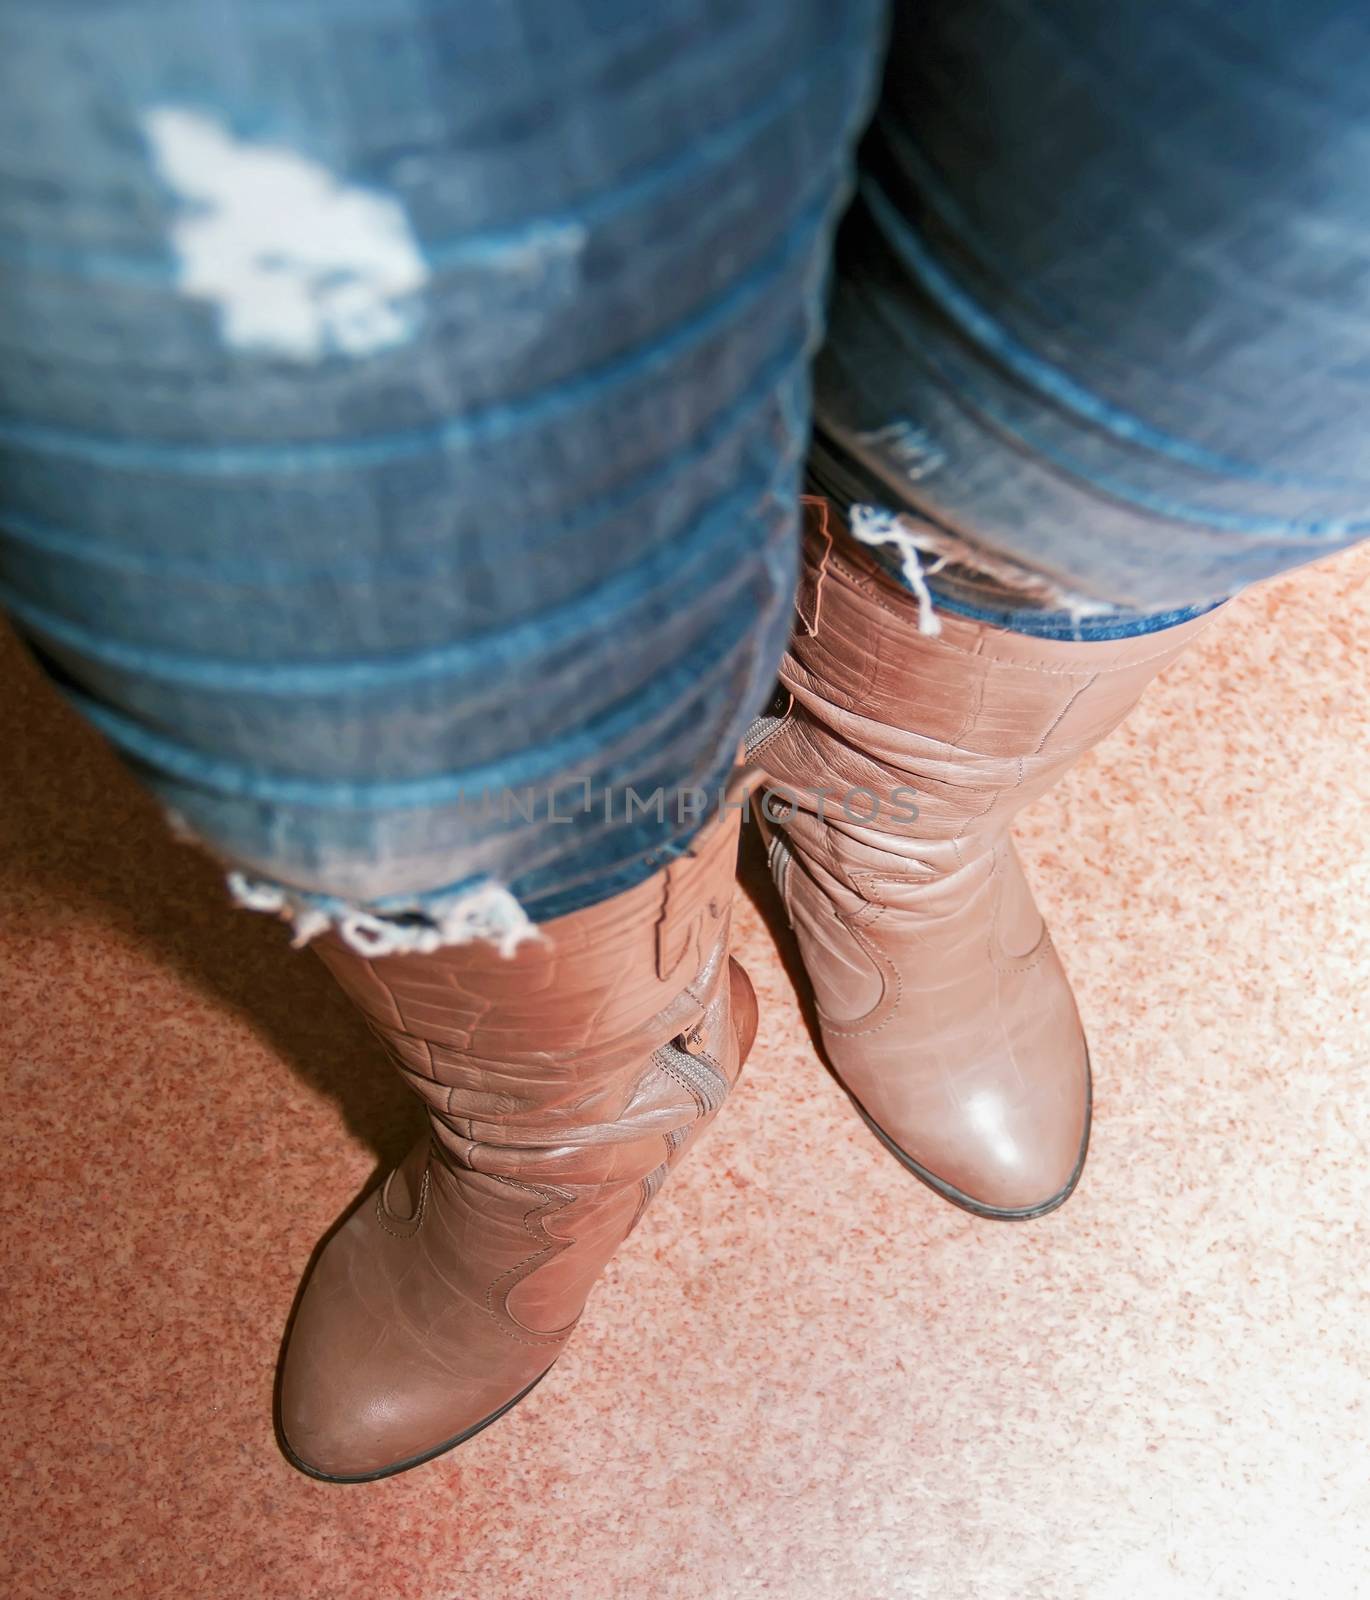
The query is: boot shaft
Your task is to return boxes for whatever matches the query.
[756,499,1216,849]
[312,795,746,1193]
[746,498,1219,1219]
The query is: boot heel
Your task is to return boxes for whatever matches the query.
[728,956,759,1066]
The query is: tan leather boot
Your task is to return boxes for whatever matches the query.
[278,801,756,1481]
[751,499,1216,1219]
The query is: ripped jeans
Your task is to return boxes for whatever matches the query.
[0,0,1365,950]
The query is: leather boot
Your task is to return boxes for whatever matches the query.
[750,499,1216,1219]
[279,801,756,1481]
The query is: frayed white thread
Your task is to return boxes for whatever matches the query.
[849,503,1121,631]
[228,873,293,916]
[849,505,945,635]
[226,872,540,958]
[1059,595,1123,636]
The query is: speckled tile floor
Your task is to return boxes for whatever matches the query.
[2,544,1368,1600]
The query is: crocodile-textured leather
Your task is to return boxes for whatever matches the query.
[279,801,756,1481]
[752,499,1217,1218]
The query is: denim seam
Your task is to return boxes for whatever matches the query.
[923,582,1221,641]
[860,176,1364,494]
[0,165,847,473]
[0,325,802,584]
[845,261,1370,542]
[0,15,865,289]
[0,478,777,691]
[829,548,1217,672]
[61,606,764,808]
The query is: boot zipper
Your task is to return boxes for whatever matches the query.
[744,685,792,757]
[654,1038,729,1116]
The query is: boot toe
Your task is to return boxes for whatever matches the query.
[280,1343,551,1482]
[277,1184,556,1481]
[281,1360,439,1482]
[853,1044,1092,1220]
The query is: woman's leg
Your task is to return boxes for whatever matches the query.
[815,0,1370,618]
[0,0,888,1477]
[756,0,1370,1215]
[0,0,885,949]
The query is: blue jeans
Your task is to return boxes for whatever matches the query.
[814,0,1370,637]
[0,1,1363,947]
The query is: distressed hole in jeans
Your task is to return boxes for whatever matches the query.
[848,504,1120,635]
[226,871,540,958]
[143,106,429,362]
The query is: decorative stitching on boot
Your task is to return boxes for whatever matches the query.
[485,1177,581,1345]
[373,1165,431,1239]
[819,916,905,1038]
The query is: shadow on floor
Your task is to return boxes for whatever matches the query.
[0,622,419,1170]
[734,804,827,1060]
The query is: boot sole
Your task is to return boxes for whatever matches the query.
[845,1050,1093,1222]
[280,1363,557,1484]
